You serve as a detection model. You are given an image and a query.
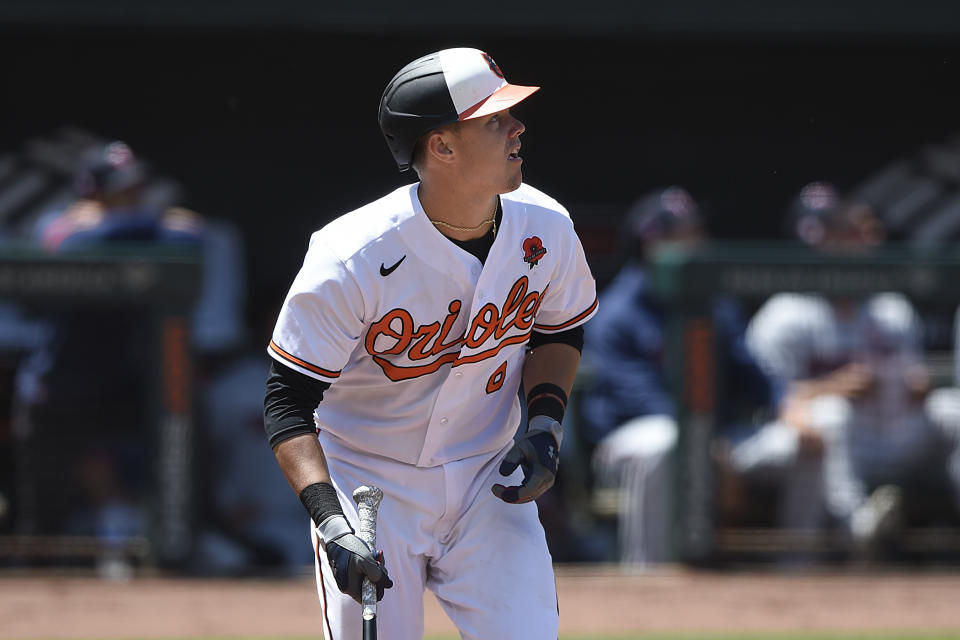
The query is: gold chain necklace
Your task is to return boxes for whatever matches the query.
[430,201,498,236]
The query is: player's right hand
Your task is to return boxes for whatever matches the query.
[492,428,560,504]
[318,515,393,603]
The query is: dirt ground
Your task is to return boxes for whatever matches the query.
[2,566,960,638]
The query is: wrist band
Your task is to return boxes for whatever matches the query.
[526,382,567,423]
[316,513,352,545]
[527,414,564,449]
[299,482,344,528]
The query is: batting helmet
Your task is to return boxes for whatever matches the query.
[378,48,539,172]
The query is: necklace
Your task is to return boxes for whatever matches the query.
[430,216,496,236]
[429,200,498,236]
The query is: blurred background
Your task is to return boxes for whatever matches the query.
[3,0,960,585]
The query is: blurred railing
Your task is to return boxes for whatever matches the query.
[650,242,960,564]
[0,244,201,569]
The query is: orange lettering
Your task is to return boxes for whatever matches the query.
[365,308,415,356]
[486,361,508,393]
[514,291,541,330]
[364,279,547,382]
[409,322,441,360]
[466,303,499,349]
[497,277,528,337]
[432,300,465,354]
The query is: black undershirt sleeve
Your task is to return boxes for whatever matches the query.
[528,325,584,353]
[264,359,331,448]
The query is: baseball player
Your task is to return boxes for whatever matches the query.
[263,48,597,639]
[734,191,960,555]
[581,186,776,566]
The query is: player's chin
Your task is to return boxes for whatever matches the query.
[503,169,523,192]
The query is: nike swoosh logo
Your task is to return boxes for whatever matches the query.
[379,255,406,277]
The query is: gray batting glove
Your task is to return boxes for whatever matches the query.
[492,415,563,504]
[317,515,393,603]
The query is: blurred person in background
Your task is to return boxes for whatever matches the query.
[11,141,205,575]
[193,287,315,575]
[31,141,202,251]
[736,182,960,559]
[579,186,776,567]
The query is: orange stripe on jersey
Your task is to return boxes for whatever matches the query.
[532,296,598,332]
[453,332,531,367]
[372,331,532,381]
[372,351,460,381]
[269,340,341,379]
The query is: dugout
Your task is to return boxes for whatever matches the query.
[651,243,960,565]
[0,245,201,570]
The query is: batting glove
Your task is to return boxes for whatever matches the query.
[317,515,393,603]
[492,415,563,504]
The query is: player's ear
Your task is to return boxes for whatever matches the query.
[424,129,456,165]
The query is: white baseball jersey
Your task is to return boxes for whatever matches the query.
[746,293,921,380]
[746,292,931,456]
[269,182,598,467]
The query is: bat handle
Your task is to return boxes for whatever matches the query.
[353,485,383,637]
[363,616,378,640]
[361,584,376,618]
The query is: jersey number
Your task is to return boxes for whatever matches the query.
[486,361,508,394]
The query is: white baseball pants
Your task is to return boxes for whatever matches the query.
[310,432,559,640]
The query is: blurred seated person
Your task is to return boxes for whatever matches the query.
[579,186,776,567]
[193,289,315,574]
[32,145,248,361]
[33,141,202,250]
[12,141,204,563]
[735,183,960,556]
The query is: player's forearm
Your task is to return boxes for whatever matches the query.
[272,433,333,494]
[793,362,874,401]
[522,341,580,397]
[787,379,826,401]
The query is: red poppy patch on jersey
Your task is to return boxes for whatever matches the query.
[522,236,547,269]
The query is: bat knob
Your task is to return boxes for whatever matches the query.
[353,485,383,508]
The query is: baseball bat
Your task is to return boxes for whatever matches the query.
[353,485,383,640]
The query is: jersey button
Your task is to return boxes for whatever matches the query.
[440,417,449,424]
[454,372,463,378]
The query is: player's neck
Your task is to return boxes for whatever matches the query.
[417,182,498,242]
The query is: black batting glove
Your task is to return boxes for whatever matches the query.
[317,515,393,603]
[492,416,562,504]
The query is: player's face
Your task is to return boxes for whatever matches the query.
[452,109,526,194]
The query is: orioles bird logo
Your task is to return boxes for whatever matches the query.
[482,52,504,78]
[522,236,547,269]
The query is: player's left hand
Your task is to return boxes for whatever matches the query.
[492,424,560,504]
[317,515,393,604]
[326,536,393,603]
